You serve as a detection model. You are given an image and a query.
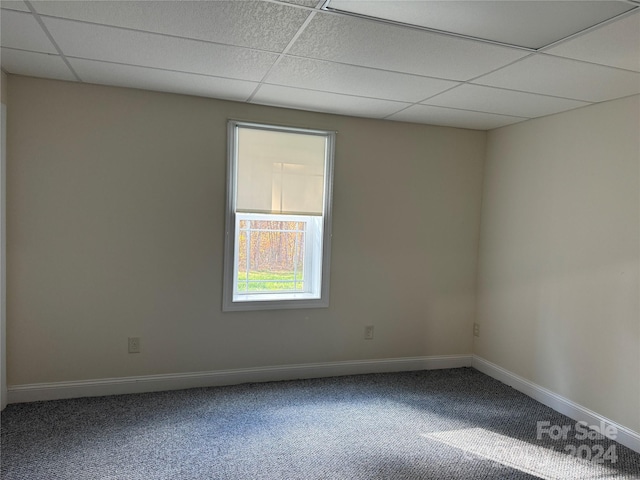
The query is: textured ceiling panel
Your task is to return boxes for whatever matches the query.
[388,104,526,130]
[0,9,56,53]
[1,47,76,81]
[70,58,258,101]
[288,12,528,80]
[44,17,279,82]
[546,11,640,72]
[2,1,638,130]
[267,56,459,102]
[252,84,410,118]
[475,54,640,102]
[31,0,310,53]
[424,84,590,118]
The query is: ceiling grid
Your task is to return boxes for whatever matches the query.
[1,0,638,130]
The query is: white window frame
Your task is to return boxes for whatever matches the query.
[222,121,335,312]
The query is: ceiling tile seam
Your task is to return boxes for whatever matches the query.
[483,100,624,130]
[1,45,60,57]
[462,49,639,104]
[280,52,466,84]
[492,118,530,130]
[536,51,640,75]
[425,81,596,105]
[246,8,318,102]
[248,79,415,106]
[381,104,419,120]
[264,0,318,12]
[400,53,538,110]
[61,55,261,84]
[466,79,617,104]
[384,112,526,131]
[0,6,27,12]
[258,80,417,104]
[595,92,640,104]
[410,83,467,107]
[382,103,530,122]
[417,101,561,119]
[23,1,82,82]
[456,52,537,86]
[478,49,640,81]
[382,83,477,120]
[316,7,536,53]
[537,6,639,53]
[30,13,285,57]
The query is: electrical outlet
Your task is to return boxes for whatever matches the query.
[128,337,141,353]
[473,323,480,337]
[364,325,374,340]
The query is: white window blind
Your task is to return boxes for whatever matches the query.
[236,127,326,216]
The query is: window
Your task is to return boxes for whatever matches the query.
[223,121,335,311]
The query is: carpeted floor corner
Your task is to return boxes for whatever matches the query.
[2,368,639,479]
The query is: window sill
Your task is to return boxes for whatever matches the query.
[223,293,329,312]
[235,292,319,302]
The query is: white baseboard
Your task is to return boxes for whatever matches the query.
[7,354,472,404]
[472,355,640,454]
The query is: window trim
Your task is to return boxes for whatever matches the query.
[222,120,335,312]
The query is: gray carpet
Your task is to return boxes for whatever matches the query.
[1,368,639,479]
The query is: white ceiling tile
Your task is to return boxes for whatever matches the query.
[1,47,76,81]
[267,56,459,103]
[69,58,258,101]
[388,104,526,130]
[1,1,30,12]
[546,11,640,72]
[31,0,310,52]
[474,54,640,102]
[43,17,279,82]
[0,9,56,53]
[424,84,590,118]
[327,1,634,50]
[252,84,410,118]
[288,11,528,81]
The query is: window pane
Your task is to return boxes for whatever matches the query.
[236,219,305,294]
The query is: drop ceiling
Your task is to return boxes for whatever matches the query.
[1,0,639,130]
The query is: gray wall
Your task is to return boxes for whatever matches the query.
[6,76,486,385]
[476,95,640,432]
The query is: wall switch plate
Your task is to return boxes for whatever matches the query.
[473,323,480,337]
[128,337,141,353]
[364,325,374,340]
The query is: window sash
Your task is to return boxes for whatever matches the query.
[233,212,316,298]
